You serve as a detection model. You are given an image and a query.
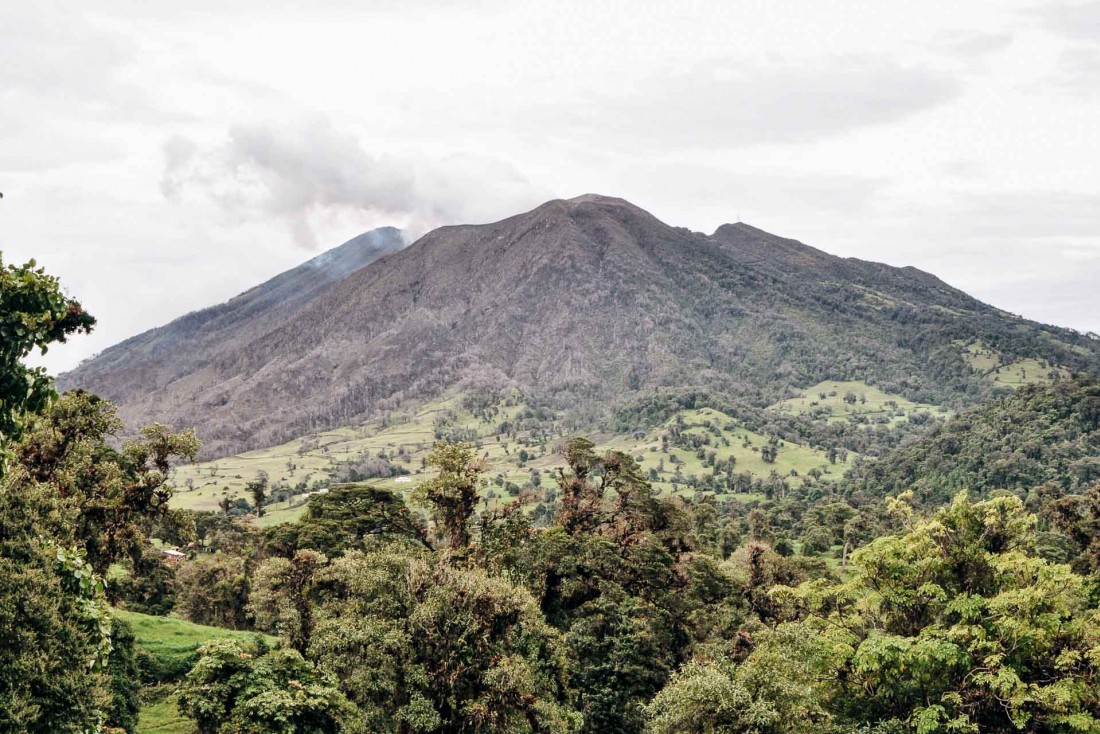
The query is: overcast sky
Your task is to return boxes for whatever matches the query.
[4,0,1100,373]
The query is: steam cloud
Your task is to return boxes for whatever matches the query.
[160,117,551,248]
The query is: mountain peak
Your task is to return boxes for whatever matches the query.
[564,193,633,206]
[60,196,1099,458]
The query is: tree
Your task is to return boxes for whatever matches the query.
[0,490,115,732]
[0,253,118,732]
[175,554,252,629]
[309,549,580,733]
[105,615,142,733]
[248,473,269,517]
[249,550,328,653]
[179,639,348,734]
[644,624,837,734]
[11,391,199,575]
[0,254,94,475]
[555,438,604,535]
[262,485,428,558]
[777,492,1100,732]
[415,443,484,550]
[113,541,178,615]
[565,586,674,733]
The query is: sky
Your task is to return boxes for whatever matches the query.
[3,0,1100,374]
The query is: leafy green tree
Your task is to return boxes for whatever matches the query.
[248,473,269,518]
[112,541,178,615]
[250,549,328,653]
[0,254,94,474]
[415,443,485,550]
[175,553,252,629]
[12,391,199,575]
[644,624,837,734]
[105,615,142,733]
[263,485,428,558]
[778,492,1100,732]
[1043,481,1100,574]
[0,488,115,732]
[0,252,118,732]
[309,549,580,733]
[179,639,349,734]
[565,586,673,733]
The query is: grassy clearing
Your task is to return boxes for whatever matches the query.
[137,693,190,734]
[169,394,862,523]
[120,610,278,734]
[116,608,276,682]
[961,342,1071,387]
[769,379,943,427]
[634,407,852,496]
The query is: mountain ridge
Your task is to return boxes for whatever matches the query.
[58,226,406,412]
[60,194,1100,458]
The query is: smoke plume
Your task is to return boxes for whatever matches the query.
[160,117,550,248]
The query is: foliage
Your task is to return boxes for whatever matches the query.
[644,624,838,734]
[0,484,113,732]
[263,484,427,558]
[113,608,274,684]
[248,474,269,517]
[12,390,199,575]
[175,553,252,630]
[179,639,350,734]
[112,542,179,615]
[414,442,485,550]
[309,548,581,733]
[250,550,328,653]
[106,616,142,733]
[776,493,1100,732]
[848,377,1100,504]
[0,254,94,474]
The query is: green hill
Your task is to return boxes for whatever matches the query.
[846,376,1100,504]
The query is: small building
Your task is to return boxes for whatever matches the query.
[162,548,187,564]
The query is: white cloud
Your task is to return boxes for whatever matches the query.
[161,118,552,247]
[1031,1,1100,41]
[499,57,961,150]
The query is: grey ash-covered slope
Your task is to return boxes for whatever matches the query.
[61,195,1099,457]
[58,226,405,421]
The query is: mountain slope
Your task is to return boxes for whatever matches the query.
[846,376,1100,504]
[59,227,405,421]
[61,195,1100,457]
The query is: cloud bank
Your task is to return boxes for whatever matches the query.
[160,118,552,247]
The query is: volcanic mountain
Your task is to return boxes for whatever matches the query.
[59,226,405,432]
[60,195,1100,457]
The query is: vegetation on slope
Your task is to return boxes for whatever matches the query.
[847,375,1100,504]
[115,609,274,683]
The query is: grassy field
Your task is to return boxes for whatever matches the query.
[137,693,189,734]
[167,391,863,523]
[961,342,1071,387]
[621,406,852,499]
[116,609,276,680]
[118,609,278,734]
[768,379,944,427]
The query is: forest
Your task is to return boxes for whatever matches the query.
[6,257,1100,734]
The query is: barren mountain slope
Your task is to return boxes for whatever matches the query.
[61,196,1100,457]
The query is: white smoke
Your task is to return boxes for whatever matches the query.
[160,117,551,248]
